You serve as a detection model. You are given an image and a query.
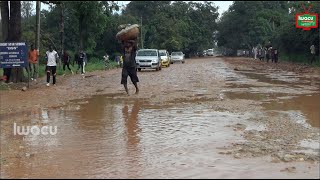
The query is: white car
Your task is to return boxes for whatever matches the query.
[170,52,185,64]
[207,49,214,56]
[136,49,162,71]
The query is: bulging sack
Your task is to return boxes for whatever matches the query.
[116,24,140,41]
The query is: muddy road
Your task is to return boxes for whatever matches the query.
[0,57,319,178]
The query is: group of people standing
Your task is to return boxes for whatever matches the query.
[252,41,279,63]
[251,42,317,65]
[27,42,137,94]
[25,45,88,87]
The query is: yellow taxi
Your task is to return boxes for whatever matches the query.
[159,50,170,67]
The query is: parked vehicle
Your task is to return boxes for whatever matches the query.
[207,49,214,56]
[170,52,185,64]
[197,51,205,57]
[159,50,170,67]
[203,50,207,56]
[136,49,162,71]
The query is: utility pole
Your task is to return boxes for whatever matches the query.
[35,1,41,79]
[60,2,64,63]
[141,16,143,49]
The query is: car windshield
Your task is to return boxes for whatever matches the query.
[159,52,167,56]
[208,50,213,52]
[172,52,183,56]
[137,50,158,56]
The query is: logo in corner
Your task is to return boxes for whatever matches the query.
[296,3,318,31]
[296,13,318,31]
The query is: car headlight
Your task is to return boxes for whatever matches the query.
[152,59,157,63]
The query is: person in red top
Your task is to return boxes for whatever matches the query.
[28,44,39,81]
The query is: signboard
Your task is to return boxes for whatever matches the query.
[0,42,28,68]
[296,13,318,31]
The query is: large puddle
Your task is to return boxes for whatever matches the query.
[2,92,318,178]
[1,93,258,178]
[262,93,320,128]
[223,91,320,128]
[223,68,320,128]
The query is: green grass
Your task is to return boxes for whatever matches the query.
[0,82,10,90]
[279,53,320,67]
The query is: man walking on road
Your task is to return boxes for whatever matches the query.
[310,44,316,64]
[121,40,139,96]
[103,51,109,70]
[28,44,39,81]
[45,45,59,87]
[265,41,272,63]
[62,50,73,75]
[77,49,87,75]
[252,46,258,60]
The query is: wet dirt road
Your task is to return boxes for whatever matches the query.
[0,57,319,178]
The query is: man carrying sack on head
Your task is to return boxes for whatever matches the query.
[121,40,139,96]
[116,24,140,96]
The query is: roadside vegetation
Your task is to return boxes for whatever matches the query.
[0,1,319,84]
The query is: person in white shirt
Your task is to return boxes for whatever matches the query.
[252,46,258,60]
[310,44,316,64]
[103,52,109,70]
[45,45,59,86]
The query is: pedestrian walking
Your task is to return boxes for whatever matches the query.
[62,50,74,75]
[265,41,272,63]
[103,52,109,70]
[27,44,39,81]
[77,49,87,75]
[45,45,59,86]
[252,46,258,60]
[270,47,279,63]
[310,44,316,64]
[115,55,121,68]
[121,40,139,96]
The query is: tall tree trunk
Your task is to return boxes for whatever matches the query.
[8,1,24,83]
[35,1,41,50]
[0,1,9,41]
[9,2,21,41]
[1,1,9,81]
[79,13,84,50]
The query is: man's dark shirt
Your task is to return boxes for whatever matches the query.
[63,53,70,63]
[79,52,85,63]
[123,47,137,68]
